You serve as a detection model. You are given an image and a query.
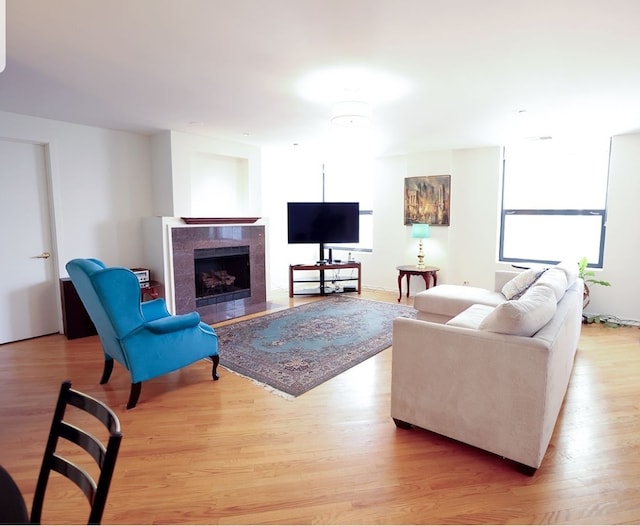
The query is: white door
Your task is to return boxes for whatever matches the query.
[0,139,59,343]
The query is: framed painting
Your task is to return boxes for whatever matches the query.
[404,175,451,226]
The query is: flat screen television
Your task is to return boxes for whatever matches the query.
[287,202,359,260]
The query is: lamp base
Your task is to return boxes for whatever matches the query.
[416,241,426,268]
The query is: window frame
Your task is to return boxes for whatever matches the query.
[498,207,607,267]
[499,144,610,268]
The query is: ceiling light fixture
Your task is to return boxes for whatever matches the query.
[330,100,372,127]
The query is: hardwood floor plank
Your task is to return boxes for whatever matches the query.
[1,290,639,524]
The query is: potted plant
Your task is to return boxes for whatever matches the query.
[578,256,611,311]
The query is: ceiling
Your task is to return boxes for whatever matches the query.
[3,0,640,155]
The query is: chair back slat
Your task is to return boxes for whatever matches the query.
[50,454,97,502]
[30,381,122,525]
[58,422,107,467]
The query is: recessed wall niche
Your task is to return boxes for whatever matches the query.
[190,152,249,217]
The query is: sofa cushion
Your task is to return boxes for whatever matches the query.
[413,284,506,318]
[531,267,568,301]
[446,304,495,329]
[479,285,557,337]
[501,267,546,300]
[554,260,578,287]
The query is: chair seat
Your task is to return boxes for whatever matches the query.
[0,465,28,524]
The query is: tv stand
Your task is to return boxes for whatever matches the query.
[289,262,361,297]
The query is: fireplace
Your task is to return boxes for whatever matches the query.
[171,224,267,323]
[194,246,251,307]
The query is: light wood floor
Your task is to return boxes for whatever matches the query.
[1,289,639,524]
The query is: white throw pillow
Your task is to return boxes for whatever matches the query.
[532,267,568,301]
[479,285,557,337]
[501,268,546,300]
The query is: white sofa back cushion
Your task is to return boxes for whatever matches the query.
[479,285,557,337]
[554,260,579,287]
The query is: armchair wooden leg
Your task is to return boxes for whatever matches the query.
[100,359,114,384]
[126,382,142,409]
[211,355,220,381]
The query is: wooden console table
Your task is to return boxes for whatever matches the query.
[289,262,361,297]
[140,281,164,302]
[396,265,439,302]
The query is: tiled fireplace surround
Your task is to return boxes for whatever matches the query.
[171,225,267,324]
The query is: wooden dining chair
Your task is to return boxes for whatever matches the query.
[29,381,123,524]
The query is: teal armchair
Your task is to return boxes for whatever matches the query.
[66,258,219,409]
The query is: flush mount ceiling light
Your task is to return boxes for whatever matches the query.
[330,100,372,127]
[297,67,411,105]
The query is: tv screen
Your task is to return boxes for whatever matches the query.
[287,202,359,244]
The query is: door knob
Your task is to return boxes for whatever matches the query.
[35,252,51,259]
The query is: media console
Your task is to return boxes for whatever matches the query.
[289,262,361,297]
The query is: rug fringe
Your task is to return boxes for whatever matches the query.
[220,365,295,401]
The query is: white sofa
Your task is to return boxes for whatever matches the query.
[391,263,583,473]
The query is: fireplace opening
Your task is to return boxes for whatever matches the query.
[194,246,251,307]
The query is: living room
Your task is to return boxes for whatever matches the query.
[1,1,640,523]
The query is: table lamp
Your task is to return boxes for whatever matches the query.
[411,223,430,268]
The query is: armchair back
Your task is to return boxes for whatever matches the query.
[66,258,134,364]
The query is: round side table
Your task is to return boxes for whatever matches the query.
[396,265,439,302]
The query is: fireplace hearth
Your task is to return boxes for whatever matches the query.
[171,225,266,323]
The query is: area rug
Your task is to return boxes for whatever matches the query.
[215,296,416,398]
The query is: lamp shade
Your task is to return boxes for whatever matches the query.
[411,223,430,239]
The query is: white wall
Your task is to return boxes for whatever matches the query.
[0,110,153,276]
[150,131,174,216]
[586,133,640,321]
[447,147,502,287]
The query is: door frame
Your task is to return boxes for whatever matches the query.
[42,140,64,334]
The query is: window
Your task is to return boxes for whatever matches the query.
[500,138,610,267]
[326,209,373,253]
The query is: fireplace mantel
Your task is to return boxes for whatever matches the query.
[181,217,260,225]
[171,224,267,323]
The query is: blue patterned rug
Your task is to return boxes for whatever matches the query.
[215,296,416,397]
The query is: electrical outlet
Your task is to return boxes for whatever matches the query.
[463,281,470,286]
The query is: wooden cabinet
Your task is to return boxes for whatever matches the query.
[60,278,97,340]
